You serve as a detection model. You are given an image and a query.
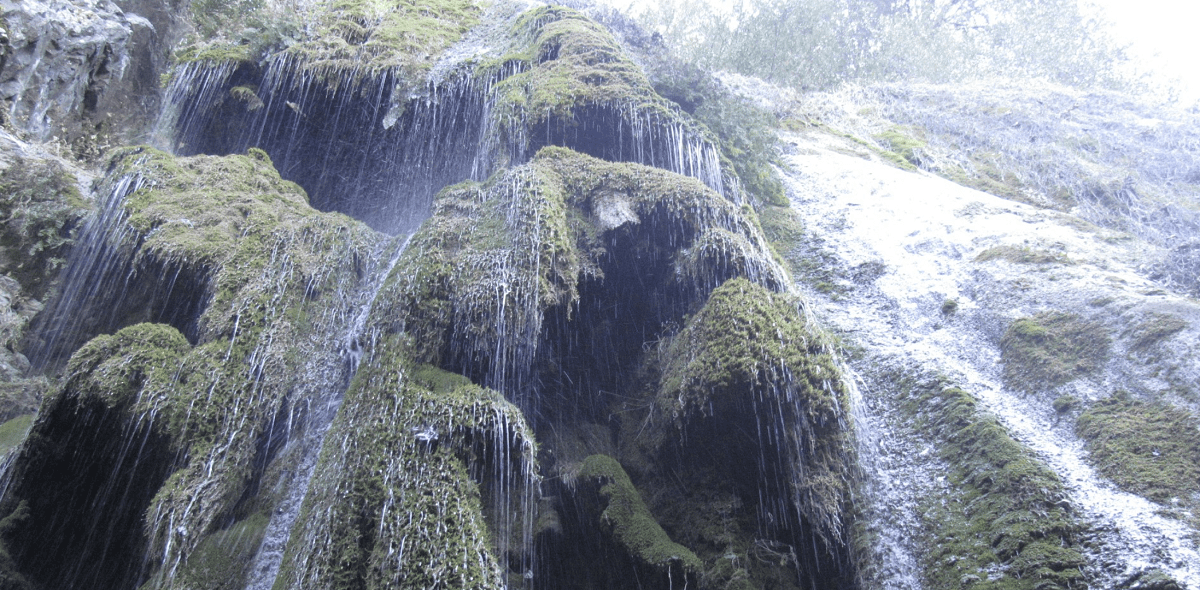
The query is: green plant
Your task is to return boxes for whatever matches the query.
[899,377,1085,590]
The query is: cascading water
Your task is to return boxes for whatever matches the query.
[23,168,206,370]
[242,232,412,590]
[2,3,871,590]
[779,127,1200,588]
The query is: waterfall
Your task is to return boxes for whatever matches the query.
[242,233,413,590]
[25,171,149,369]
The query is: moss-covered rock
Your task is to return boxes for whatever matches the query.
[274,333,536,589]
[0,149,91,300]
[577,454,702,574]
[484,6,678,130]
[276,0,481,91]
[653,278,852,549]
[375,146,784,388]
[0,323,189,590]
[1076,394,1200,506]
[900,378,1086,590]
[1000,311,1110,393]
[3,147,386,589]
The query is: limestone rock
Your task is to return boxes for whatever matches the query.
[0,0,157,146]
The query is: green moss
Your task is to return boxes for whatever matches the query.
[899,378,1085,590]
[757,204,804,247]
[1116,568,1186,590]
[175,512,270,590]
[228,86,264,110]
[0,153,91,299]
[874,126,925,169]
[757,203,807,276]
[0,415,33,457]
[975,244,1071,265]
[63,323,192,409]
[940,151,1033,206]
[1076,395,1200,505]
[482,7,710,151]
[1053,395,1080,414]
[280,0,480,91]
[1123,312,1187,352]
[654,69,787,206]
[274,333,536,589]
[578,454,702,573]
[940,298,958,315]
[49,147,384,583]
[1000,312,1110,393]
[378,146,782,368]
[174,42,255,65]
[656,278,852,545]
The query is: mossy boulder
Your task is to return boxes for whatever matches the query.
[653,277,853,549]
[274,333,536,589]
[1000,311,1110,393]
[900,378,1085,590]
[577,454,702,575]
[1077,395,1200,506]
[0,323,189,590]
[375,146,783,386]
[3,147,386,588]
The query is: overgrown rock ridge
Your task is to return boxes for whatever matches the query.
[7,0,1195,589]
[0,3,861,590]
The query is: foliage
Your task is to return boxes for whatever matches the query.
[637,0,1131,92]
[1076,394,1200,505]
[1000,311,1110,393]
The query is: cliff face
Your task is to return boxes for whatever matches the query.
[0,2,857,590]
[0,2,1197,590]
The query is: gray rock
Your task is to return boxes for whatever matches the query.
[0,0,155,144]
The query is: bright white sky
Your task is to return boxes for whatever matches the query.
[1086,0,1200,105]
[601,0,1200,106]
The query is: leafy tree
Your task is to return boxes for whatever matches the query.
[637,0,1129,90]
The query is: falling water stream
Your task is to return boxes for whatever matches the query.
[242,233,413,590]
[781,130,1200,588]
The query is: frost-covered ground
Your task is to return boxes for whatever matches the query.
[777,126,1200,589]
